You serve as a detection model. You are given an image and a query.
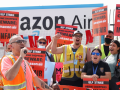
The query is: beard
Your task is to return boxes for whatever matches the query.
[75,43,80,45]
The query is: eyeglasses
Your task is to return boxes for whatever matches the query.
[39,42,46,44]
[11,40,27,44]
[73,35,82,38]
[91,52,100,56]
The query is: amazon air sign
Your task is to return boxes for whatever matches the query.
[0,4,103,48]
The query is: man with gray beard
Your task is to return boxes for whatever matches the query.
[51,30,91,87]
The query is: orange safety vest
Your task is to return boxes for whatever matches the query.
[0,58,3,90]
[1,55,37,90]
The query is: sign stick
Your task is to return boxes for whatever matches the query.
[4,42,6,56]
[99,36,101,50]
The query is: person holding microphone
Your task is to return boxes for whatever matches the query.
[1,35,52,90]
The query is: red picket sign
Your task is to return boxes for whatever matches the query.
[0,10,19,42]
[116,82,120,90]
[83,78,109,90]
[55,24,77,46]
[58,85,92,90]
[92,6,108,37]
[24,47,46,79]
[114,4,120,36]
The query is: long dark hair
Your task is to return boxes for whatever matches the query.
[111,40,120,53]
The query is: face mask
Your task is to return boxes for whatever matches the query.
[6,52,12,55]
[105,38,112,44]
[38,45,45,48]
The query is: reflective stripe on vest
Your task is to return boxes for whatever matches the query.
[8,55,15,63]
[64,45,86,64]
[4,81,26,90]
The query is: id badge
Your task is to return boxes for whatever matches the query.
[74,60,78,65]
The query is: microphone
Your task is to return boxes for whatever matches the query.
[24,50,27,54]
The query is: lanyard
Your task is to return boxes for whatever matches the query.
[92,61,100,74]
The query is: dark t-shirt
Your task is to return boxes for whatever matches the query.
[104,45,109,56]
[82,61,110,75]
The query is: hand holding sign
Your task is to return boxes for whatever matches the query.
[92,74,99,82]
[55,24,77,47]
[53,33,62,41]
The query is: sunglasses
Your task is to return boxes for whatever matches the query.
[39,42,46,44]
[91,52,100,56]
[73,35,82,38]
[11,40,27,44]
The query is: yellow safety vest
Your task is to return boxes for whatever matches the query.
[95,44,111,59]
[54,54,63,62]
[62,45,87,78]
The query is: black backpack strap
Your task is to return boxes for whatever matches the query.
[117,53,120,62]
[114,53,120,78]
[102,56,109,62]
[45,52,51,61]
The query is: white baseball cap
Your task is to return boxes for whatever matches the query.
[38,36,47,42]
[73,30,83,36]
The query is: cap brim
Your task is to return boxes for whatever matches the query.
[38,38,47,42]
[73,33,83,36]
